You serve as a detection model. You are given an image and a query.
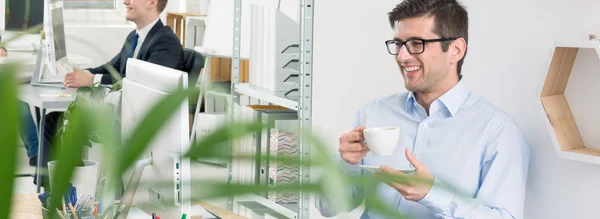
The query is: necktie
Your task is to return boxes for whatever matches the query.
[129,33,139,58]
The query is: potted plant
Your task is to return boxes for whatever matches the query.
[49,81,123,197]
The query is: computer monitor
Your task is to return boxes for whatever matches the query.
[119,59,191,218]
[44,1,74,78]
[1,0,44,32]
[50,6,66,61]
[0,0,43,51]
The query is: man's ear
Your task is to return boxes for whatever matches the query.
[148,0,158,9]
[449,38,466,64]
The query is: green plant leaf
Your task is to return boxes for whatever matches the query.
[365,190,410,219]
[0,64,21,219]
[48,101,93,218]
[118,88,195,175]
[131,179,322,207]
[303,133,357,214]
[87,101,122,211]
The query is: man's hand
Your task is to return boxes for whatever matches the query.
[64,68,94,88]
[0,48,7,57]
[377,148,434,201]
[339,126,369,164]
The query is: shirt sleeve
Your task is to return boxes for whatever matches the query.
[93,72,103,84]
[417,120,530,219]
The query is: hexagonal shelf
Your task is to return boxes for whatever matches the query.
[541,42,600,164]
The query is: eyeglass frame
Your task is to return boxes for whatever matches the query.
[385,37,458,55]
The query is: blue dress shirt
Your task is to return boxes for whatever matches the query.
[316,81,530,219]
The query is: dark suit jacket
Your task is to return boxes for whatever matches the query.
[87,20,185,84]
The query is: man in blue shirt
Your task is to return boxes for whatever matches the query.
[316,0,530,218]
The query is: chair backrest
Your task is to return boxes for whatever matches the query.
[182,48,208,114]
[182,48,205,88]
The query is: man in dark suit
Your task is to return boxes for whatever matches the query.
[63,0,184,86]
[36,0,184,187]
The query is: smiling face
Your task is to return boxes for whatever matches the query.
[123,0,154,23]
[394,16,455,94]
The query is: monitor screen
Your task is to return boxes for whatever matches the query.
[51,7,67,60]
[4,0,44,31]
[120,59,190,219]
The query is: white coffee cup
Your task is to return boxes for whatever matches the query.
[363,127,400,156]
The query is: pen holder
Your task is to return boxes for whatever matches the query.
[41,207,69,219]
[41,207,51,219]
[48,160,99,198]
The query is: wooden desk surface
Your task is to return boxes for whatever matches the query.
[11,194,248,219]
[11,194,43,219]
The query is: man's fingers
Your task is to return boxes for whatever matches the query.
[339,132,365,144]
[380,166,406,175]
[341,148,370,164]
[339,142,368,153]
[378,165,411,183]
[346,149,369,158]
[65,73,75,80]
[353,126,366,132]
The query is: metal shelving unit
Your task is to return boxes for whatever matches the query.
[226,0,314,218]
[234,83,299,110]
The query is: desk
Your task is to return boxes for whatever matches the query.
[19,84,78,193]
[19,84,77,109]
[1,51,40,82]
[11,194,43,219]
[11,194,243,219]
[11,51,92,193]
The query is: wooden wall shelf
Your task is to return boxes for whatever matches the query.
[541,41,600,164]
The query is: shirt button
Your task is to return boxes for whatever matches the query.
[422,122,428,128]
[415,152,421,157]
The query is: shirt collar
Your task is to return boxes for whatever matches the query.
[404,80,469,117]
[438,80,469,116]
[136,18,160,42]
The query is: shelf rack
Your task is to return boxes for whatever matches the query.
[224,0,314,218]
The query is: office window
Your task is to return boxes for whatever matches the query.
[63,0,116,10]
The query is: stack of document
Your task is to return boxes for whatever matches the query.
[248,4,300,96]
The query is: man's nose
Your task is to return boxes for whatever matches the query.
[397,44,413,62]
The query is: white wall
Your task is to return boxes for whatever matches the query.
[312,0,600,219]
[65,24,133,68]
[311,1,403,218]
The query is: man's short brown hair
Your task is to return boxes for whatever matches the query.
[388,0,468,74]
[157,0,168,13]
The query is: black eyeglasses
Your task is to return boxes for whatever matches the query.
[385,38,457,55]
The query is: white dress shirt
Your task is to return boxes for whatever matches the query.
[92,18,161,84]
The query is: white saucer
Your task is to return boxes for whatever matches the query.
[359,165,415,174]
